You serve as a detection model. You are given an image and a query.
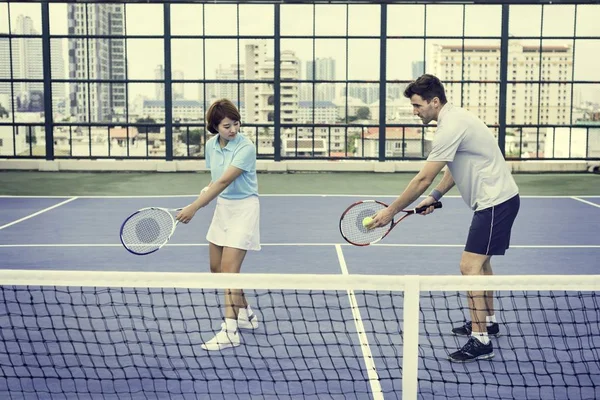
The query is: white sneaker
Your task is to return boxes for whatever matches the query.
[200,323,240,351]
[238,310,259,330]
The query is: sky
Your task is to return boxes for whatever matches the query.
[1,2,599,102]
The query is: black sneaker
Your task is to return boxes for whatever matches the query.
[451,321,500,337]
[448,337,494,363]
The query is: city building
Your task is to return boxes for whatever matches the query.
[68,4,126,122]
[430,41,573,126]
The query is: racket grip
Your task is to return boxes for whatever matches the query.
[415,201,443,214]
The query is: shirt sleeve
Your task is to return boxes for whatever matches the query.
[427,119,467,162]
[231,143,256,171]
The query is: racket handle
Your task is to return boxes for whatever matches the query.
[415,201,443,214]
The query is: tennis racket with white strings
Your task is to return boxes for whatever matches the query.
[120,207,184,255]
[339,200,442,246]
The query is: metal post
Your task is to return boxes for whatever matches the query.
[378,3,387,161]
[273,4,281,161]
[164,3,173,161]
[497,4,510,157]
[41,1,54,160]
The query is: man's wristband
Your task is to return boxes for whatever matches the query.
[429,189,443,202]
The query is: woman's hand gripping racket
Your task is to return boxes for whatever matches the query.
[120,207,183,255]
[339,200,442,246]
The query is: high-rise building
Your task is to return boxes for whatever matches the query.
[0,15,65,113]
[431,41,573,126]
[208,64,245,102]
[305,58,336,102]
[411,61,425,79]
[244,42,300,124]
[68,4,126,122]
[155,65,184,101]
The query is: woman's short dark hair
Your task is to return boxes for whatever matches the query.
[206,99,241,134]
[403,74,447,104]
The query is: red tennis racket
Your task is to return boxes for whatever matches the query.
[339,200,442,246]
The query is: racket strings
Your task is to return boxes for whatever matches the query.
[340,202,389,245]
[121,209,175,254]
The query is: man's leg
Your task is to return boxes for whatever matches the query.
[448,251,495,362]
[482,257,496,325]
[460,251,491,335]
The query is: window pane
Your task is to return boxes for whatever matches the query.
[387,39,425,81]
[574,40,600,81]
[315,5,346,36]
[387,5,424,37]
[126,4,163,36]
[426,5,463,37]
[171,4,203,36]
[576,5,600,37]
[542,5,575,37]
[9,3,42,35]
[348,5,379,37]
[239,4,273,36]
[204,4,237,36]
[465,5,501,37]
[126,39,164,80]
[49,3,68,35]
[281,5,313,36]
[171,39,204,80]
[509,5,542,37]
[0,3,8,34]
[348,40,379,81]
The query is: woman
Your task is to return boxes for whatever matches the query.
[176,99,260,351]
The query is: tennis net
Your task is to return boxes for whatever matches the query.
[0,270,598,400]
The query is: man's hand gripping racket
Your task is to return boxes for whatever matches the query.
[339,200,442,246]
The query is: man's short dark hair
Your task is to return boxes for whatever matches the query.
[403,74,447,104]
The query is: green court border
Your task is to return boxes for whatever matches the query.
[0,171,598,196]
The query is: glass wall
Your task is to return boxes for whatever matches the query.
[0,1,599,160]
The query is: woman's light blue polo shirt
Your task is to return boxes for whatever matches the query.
[205,133,258,199]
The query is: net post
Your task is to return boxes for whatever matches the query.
[402,276,420,400]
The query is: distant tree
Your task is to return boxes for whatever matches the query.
[136,117,161,133]
[180,128,203,145]
[356,106,371,120]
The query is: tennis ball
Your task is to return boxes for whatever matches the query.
[362,216,373,227]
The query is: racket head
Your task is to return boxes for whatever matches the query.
[120,207,178,255]
[339,200,393,246]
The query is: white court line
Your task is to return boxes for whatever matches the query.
[570,196,600,209]
[335,244,384,400]
[0,243,599,248]
[0,197,78,231]
[0,194,599,199]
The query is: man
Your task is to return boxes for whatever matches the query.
[369,74,520,362]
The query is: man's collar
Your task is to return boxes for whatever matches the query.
[437,103,453,123]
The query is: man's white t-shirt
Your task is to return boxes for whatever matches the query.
[427,103,519,211]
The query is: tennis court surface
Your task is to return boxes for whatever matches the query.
[0,174,599,399]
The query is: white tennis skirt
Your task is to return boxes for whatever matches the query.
[206,196,261,251]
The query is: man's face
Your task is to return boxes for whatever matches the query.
[410,94,438,125]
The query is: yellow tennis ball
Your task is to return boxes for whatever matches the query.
[362,216,373,227]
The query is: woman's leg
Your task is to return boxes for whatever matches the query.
[220,246,248,320]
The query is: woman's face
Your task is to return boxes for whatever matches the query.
[217,117,240,141]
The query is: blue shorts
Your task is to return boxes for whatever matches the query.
[465,194,520,256]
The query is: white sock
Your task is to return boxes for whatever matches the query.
[246,305,254,317]
[471,331,490,345]
[224,318,238,332]
[486,315,497,325]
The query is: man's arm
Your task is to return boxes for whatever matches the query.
[386,161,447,216]
[427,167,455,201]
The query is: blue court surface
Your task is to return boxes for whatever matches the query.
[0,195,599,399]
